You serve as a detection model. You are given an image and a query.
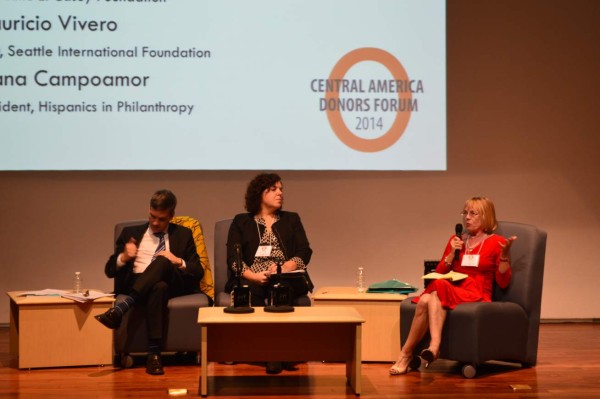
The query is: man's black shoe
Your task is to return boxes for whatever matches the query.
[146,354,165,375]
[94,308,122,330]
[266,361,282,374]
[282,362,298,371]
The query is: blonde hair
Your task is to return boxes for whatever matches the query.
[463,196,498,234]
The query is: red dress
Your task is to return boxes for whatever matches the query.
[412,234,512,309]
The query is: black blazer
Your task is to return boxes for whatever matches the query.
[225,211,313,292]
[105,222,203,295]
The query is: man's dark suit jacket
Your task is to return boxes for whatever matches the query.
[105,222,203,296]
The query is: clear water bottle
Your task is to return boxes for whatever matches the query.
[73,272,82,293]
[356,267,365,293]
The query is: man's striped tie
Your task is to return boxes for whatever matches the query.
[151,232,166,261]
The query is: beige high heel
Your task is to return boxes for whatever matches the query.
[389,355,413,375]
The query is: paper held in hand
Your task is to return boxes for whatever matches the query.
[422,270,468,282]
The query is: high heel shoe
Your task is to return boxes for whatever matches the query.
[419,348,438,368]
[389,355,412,375]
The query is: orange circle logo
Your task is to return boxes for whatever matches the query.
[326,48,413,152]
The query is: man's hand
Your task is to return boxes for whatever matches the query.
[155,250,183,266]
[121,237,138,262]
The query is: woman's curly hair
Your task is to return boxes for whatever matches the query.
[245,173,282,214]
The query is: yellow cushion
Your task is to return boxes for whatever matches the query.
[171,216,214,299]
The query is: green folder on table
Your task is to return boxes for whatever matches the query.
[367,279,417,294]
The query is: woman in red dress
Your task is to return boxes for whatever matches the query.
[390,197,517,375]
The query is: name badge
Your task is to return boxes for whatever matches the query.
[461,254,480,267]
[255,245,272,257]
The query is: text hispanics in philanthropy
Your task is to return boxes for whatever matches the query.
[31,101,194,116]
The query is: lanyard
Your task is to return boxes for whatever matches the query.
[255,219,272,246]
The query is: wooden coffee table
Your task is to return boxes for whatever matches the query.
[197,306,365,396]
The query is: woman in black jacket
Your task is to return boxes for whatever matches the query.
[225,173,313,306]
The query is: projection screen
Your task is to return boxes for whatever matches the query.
[0,0,446,171]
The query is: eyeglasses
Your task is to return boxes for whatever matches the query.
[460,210,479,218]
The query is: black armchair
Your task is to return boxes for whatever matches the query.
[400,221,547,377]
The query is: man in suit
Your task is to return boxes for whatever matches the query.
[96,189,203,375]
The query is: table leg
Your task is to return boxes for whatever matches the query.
[200,325,208,397]
[349,324,362,395]
[9,299,19,359]
[352,324,362,396]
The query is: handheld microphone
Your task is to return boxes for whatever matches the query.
[454,223,463,261]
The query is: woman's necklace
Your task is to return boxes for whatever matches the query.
[466,233,488,253]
